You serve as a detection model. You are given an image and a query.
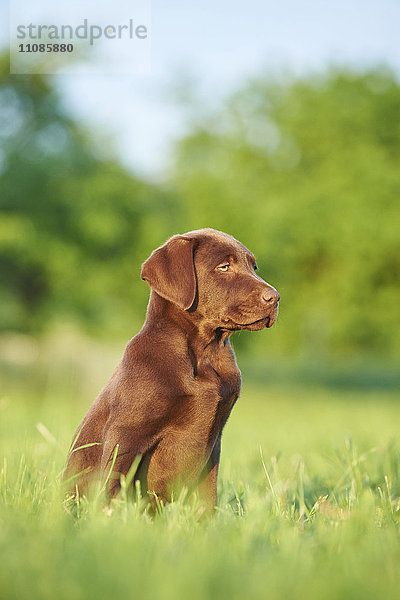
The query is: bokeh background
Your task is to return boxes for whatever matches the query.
[1,0,400,436]
[1,1,400,371]
[1,0,400,459]
[1,2,400,599]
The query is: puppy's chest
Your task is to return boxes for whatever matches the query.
[197,351,241,421]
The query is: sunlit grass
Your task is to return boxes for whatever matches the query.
[0,367,400,599]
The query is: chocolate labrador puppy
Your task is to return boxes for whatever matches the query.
[64,228,279,510]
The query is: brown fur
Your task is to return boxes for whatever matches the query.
[63,228,279,511]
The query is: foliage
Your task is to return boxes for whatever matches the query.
[171,67,400,358]
[0,54,174,337]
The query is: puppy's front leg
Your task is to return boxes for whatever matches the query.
[146,433,221,511]
[195,434,221,511]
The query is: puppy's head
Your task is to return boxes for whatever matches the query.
[141,228,279,331]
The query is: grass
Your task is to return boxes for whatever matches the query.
[1,346,400,600]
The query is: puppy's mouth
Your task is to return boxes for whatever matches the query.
[222,311,278,331]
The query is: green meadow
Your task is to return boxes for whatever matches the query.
[1,340,399,600]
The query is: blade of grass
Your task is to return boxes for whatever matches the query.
[99,443,119,497]
[259,445,280,512]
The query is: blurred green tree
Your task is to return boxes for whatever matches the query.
[171,67,400,358]
[0,54,178,337]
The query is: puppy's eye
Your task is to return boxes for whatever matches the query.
[218,264,230,272]
[254,263,258,271]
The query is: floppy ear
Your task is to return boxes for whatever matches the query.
[141,236,197,310]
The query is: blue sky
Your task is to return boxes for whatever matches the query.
[2,0,400,178]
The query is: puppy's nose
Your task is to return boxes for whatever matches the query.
[262,288,280,304]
